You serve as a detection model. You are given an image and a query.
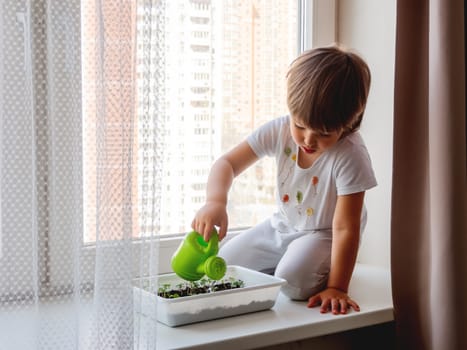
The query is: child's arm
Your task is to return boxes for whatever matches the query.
[308,191,365,314]
[192,140,259,241]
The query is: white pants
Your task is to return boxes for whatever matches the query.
[219,219,333,300]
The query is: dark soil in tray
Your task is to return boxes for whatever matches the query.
[157,277,245,299]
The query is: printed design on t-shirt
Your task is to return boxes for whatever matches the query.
[280,146,297,187]
[311,176,319,195]
[281,189,315,217]
[279,146,315,221]
[295,191,315,217]
[296,190,303,203]
[295,190,303,215]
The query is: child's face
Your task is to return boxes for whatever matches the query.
[290,116,343,156]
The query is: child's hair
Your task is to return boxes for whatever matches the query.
[286,45,371,134]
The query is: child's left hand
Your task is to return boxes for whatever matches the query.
[307,287,360,315]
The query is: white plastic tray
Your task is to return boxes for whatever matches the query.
[133,265,286,327]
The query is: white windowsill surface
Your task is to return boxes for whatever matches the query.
[0,264,392,349]
[156,263,393,350]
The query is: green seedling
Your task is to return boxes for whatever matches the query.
[156,277,245,299]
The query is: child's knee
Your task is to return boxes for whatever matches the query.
[274,263,328,300]
[276,271,328,300]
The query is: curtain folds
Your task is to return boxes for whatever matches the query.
[0,1,162,349]
[391,0,467,349]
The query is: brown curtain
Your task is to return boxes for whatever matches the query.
[391,0,467,349]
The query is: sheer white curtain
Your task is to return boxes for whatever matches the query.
[0,0,163,349]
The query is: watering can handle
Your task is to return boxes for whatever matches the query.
[204,228,219,254]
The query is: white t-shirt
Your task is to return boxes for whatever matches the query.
[247,115,377,233]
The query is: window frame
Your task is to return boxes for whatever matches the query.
[302,0,336,50]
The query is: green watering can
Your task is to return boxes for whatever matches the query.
[171,229,227,281]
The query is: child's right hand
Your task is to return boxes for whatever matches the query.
[191,201,228,242]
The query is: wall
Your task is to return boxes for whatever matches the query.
[337,0,396,268]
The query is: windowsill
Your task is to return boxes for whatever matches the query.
[0,264,392,349]
[156,263,393,350]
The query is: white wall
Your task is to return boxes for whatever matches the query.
[337,0,396,268]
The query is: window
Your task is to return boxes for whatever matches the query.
[82,0,300,242]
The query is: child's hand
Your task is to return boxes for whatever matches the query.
[307,287,360,315]
[191,201,228,241]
